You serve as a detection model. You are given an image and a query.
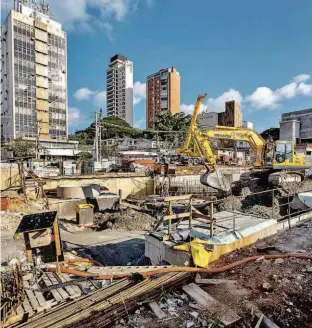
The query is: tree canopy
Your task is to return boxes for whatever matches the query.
[260,127,280,141]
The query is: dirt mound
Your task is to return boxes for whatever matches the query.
[94,208,156,231]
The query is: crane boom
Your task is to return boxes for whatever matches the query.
[176,94,206,156]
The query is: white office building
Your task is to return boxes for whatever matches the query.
[242,121,254,129]
[1,2,68,142]
[197,111,218,130]
[106,54,133,126]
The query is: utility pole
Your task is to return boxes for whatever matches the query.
[35,120,42,160]
[99,108,102,162]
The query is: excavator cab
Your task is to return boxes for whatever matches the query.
[273,141,293,165]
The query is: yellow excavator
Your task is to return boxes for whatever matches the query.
[178,94,311,193]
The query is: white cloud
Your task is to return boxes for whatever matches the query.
[245,87,278,109]
[93,90,107,107]
[68,107,81,124]
[245,74,312,109]
[181,89,242,115]
[181,103,207,115]
[47,0,153,35]
[181,73,312,116]
[74,87,96,101]
[293,74,310,83]
[206,89,243,112]
[133,81,146,105]
[297,82,312,96]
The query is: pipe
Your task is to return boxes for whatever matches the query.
[48,253,312,280]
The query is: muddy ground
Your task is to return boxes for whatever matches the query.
[112,221,312,328]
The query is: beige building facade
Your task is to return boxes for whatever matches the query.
[146,67,180,128]
[1,3,67,141]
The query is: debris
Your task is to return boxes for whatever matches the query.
[306,266,312,273]
[244,301,280,328]
[274,258,284,264]
[94,208,155,231]
[185,320,195,328]
[149,301,166,319]
[189,311,199,320]
[262,282,273,292]
[182,283,240,326]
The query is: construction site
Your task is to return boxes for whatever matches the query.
[1,92,312,328]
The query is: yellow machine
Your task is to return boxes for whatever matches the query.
[181,94,311,192]
[176,94,207,158]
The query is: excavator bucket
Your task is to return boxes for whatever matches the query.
[200,168,231,193]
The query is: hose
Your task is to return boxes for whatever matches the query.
[48,253,312,280]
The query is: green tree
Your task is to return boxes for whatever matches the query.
[6,138,46,158]
[76,151,92,161]
[261,127,280,141]
[153,112,192,146]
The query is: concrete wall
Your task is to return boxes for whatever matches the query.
[43,175,154,199]
[0,164,153,198]
[280,120,300,144]
[281,109,312,142]
[0,163,20,189]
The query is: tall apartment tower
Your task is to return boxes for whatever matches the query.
[218,100,242,127]
[146,67,180,128]
[0,2,68,141]
[106,54,133,126]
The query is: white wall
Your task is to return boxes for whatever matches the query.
[197,112,218,130]
[280,120,300,144]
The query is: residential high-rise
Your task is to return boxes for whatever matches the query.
[106,54,133,126]
[0,2,68,142]
[146,67,180,128]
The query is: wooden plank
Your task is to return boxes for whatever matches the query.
[255,314,264,328]
[182,283,240,326]
[56,273,80,299]
[23,281,40,311]
[195,278,237,285]
[31,282,49,310]
[46,272,69,300]
[62,274,82,297]
[244,301,280,328]
[3,314,24,327]
[41,273,63,302]
[22,296,34,317]
[149,301,166,320]
[16,305,24,315]
[164,212,191,221]
[164,194,192,202]
[120,201,140,210]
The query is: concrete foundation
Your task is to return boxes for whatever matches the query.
[145,210,312,267]
[56,184,101,199]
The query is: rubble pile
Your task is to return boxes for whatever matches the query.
[94,208,156,231]
[217,178,312,218]
[207,221,312,328]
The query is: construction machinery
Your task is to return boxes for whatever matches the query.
[181,94,311,193]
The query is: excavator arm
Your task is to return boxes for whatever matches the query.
[199,125,266,168]
[192,125,267,192]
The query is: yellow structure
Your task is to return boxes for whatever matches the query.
[179,95,311,192]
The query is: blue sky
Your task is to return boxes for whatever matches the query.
[2,0,312,132]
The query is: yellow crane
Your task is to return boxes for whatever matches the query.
[180,94,311,192]
[175,94,207,158]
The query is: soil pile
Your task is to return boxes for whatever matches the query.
[94,208,156,231]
